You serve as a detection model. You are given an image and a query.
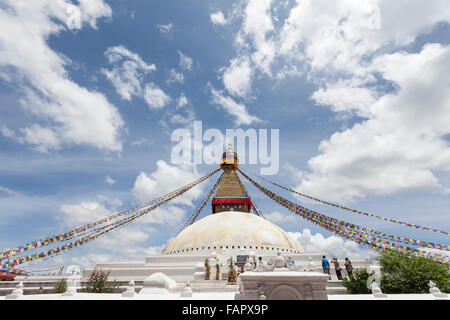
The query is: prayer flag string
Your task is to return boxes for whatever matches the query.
[249,172,449,236]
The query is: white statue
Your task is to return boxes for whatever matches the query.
[257,285,266,300]
[274,252,286,268]
[272,252,289,272]
[371,281,387,298]
[122,280,136,297]
[180,280,193,298]
[62,277,78,296]
[244,258,254,272]
[193,262,205,280]
[307,256,315,270]
[429,280,448,298]
[5,281,24,299]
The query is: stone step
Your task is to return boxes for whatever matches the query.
[326,280,345,288]
[326,287,348,295]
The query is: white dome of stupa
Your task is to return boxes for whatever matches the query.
[163,211,302,255]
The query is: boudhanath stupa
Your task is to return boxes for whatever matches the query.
[76,145,378,297]
[4,146,445,301]
[85,145,309,281]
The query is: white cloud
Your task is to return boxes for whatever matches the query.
[0,126,14,138]
[132,160,205,206]
[288,229,376,259]
[157,23,174,38]
[222,56,253,98]
[139,205,186,227]
[210,11,227,25]
[0,186,22,197]
[176,93,188,109]
[210,88,262,125]
[0,0,123,153]
[59,201,113,228]
[19,124,62,153]
[241,0,275,75]
[214,0,450,201]
[166,68,184,84]
[169,109,195,126]
[219,0,275,98]
[102,45,156,100]
[101,46,172,110]
[143,83,171,109]
[178,51,193,71]
[265,211,298,224]
[298,44,450,202]
[311,82,377,117]
[104,176,115,185]
[131,138,154,148]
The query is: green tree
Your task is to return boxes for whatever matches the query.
[377,250,450,294]
[53,278,67,293]
[341,268,373,294]
[84,269,120,293]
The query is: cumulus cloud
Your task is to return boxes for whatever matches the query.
[0,126,14,138]
[56,194,168,266]
[288,229,376,259]
[102,45,156,100]
[176,93,188,109]
[101,46,172,110]
[210,88,262,125]
[169,109,195,126]
[298,44,450,202]
[143,83,172,109]
[214,0,450,201]
[59,201,114,228]
[222,56,253,98]
[0,0,123,153]
[139,205,186,227]
[210,11,227,25]
[219,0,276,99]
[132,160,205,206]
[264,210,298,224]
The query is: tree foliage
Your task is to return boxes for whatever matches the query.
[377,250,450,294]
[53,278,67,293]
[341,268,373,294]
[84,269,120,293]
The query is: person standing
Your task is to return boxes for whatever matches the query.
[344,258,353,277]
[331,258,342,280]
[322,255,330,278]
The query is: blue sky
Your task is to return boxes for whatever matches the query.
[0,0,449,269]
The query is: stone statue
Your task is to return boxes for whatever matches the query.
[274,252,286,268]
[429,280,448,298]
[180,280,193,298]
[307,256,315,271]
[257,285,266,300]
[371,281,387,298]
[193,262,205,280]
[62,277,78,296]
[244,258,254,272]
[5,281,24,299]
[122,280,136,297]
[273,252,289,272]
